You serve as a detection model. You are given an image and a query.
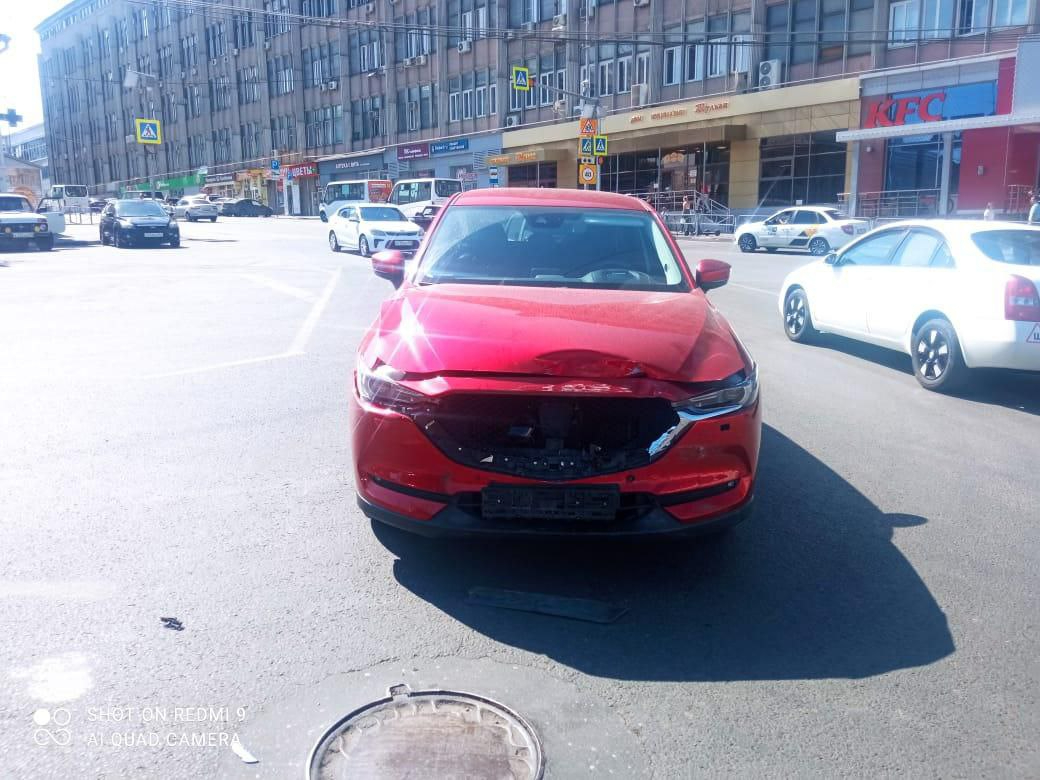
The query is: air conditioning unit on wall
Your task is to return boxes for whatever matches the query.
[458,40,472,54]
[505,114,520,127]
[758,59,782,89]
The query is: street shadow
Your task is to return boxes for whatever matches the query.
[809,334,1040,415]
[377,424,954,681]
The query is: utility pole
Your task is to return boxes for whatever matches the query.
[0,33,14,193]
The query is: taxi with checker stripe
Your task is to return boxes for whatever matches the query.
[736,206,868,256]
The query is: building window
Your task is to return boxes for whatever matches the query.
[959,0,990,33]
[707,38,728,78]
[539,72,552,105]
[461,11,473,40]
[476,85,487,116]
[476,6,488,38]
[889,0,920,45]
[992,0,1029,26]
[616,55,631,93]
[759,132,847,208]
[598,60,613,96]
[463,89,473,119]
[407,101,419,131]
[449,92,460,121]
[685,43,704,82]
[663,47,680,86]
[510,78,523,111]
[792,0,817,64]
[489,82,498,114]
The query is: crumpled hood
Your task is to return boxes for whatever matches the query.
[364,283,746,382]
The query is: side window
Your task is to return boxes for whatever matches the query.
[390,184,404,204]
[931,242,955,268]
[793,210,821,225]
[178,199,188,206]
[840,230,905,266]
[892,230,945,268]
[416,182,432,201]
[768,210,794,225]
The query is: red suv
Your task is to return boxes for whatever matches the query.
[350,188,761,537]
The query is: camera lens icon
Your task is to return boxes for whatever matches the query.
[32,708,72,746]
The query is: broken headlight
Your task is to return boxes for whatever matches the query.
[355,362,433,415]
[674,366,759,419]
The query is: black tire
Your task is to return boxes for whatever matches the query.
[358,235,370,257]
[765,247,777,253]
[169,235,180,248]
[113,229,124,248]
[809,236,830,256]
[187,215,196,222]
[329,231,341,252]
[911,318,967,392]
[99,228,107,245]
[783,288,819,343]
[320,211,328,223]
[36,236,54,251]
[738,233,757,253]
[210,217,217,223]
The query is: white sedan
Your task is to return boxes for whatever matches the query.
[779,220,1040,391]
[327,204,422,257]
[737,206,869,255]
[174,196,219,222]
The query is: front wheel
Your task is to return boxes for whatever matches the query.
[36,236,54,252]
[99,228,107,245]
[113,229,124,248]
[187,215,196,223]
[329,231,341,252]
[783,288,818,343]
[210,217,217,223]
[911,318,967,392]
[169,236,180,248]
[808,236,831,256]
[358,235,370,257]
[738,233,757,253]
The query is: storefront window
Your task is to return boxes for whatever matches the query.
[507,162,557,188]
[759,132,846,207]
[884,133,961,200]
[600,145,730,205]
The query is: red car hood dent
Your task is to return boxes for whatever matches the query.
[365,284,745,383]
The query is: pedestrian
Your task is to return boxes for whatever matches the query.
[681,195,693,236]
[983,202,995,221]
[1028,196,1040,225]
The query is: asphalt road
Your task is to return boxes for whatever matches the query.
[1,217,1037,778]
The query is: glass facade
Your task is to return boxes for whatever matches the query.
[759,131,847,207]
[600,143,731,204]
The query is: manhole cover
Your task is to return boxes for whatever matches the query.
[309,683,544,779]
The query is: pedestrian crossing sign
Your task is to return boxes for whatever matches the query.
[593,135,608,155]
[135,118,162,145]
[579,117,598,136]
[579,137,593,155]
[511,66,530,92]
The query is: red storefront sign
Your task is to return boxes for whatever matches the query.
[865,92,946,128]
[284,163,318,178]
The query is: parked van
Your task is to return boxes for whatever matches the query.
[319,179,392,222]
[387,178,463,218]
[47,184,90,213]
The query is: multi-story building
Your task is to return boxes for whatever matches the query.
[2,123,51,193]
[35,0,1039,217]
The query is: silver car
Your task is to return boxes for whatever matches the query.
[174,196,219,222]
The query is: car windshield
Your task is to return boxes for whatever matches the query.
[0,196,32,212]
[418,206,688,291]
[115,201,167,217]
[971,229,1040,266]
[360,207,407,222]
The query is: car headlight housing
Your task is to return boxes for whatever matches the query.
[35,223,48,232]
[674,366,759,419]
[370,229,386,237]
[356,362,435,416]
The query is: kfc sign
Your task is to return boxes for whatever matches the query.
[865,92,946,128]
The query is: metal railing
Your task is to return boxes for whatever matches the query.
[624,189,736,235]
[842,189,944,219]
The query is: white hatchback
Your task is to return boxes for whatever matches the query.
[779,220,1040,390]
[737,206,869,255]
[327,203,423,257]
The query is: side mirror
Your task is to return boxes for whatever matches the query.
[824,251,839,265]
[349,216,360,223]
[696,258,730,292]
[372,250,405,288]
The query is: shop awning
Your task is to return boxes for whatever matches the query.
[837,111,1040,142]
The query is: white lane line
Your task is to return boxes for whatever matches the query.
[140,352,299,380]
[239,273,317,302]
[728,282,778,297]
[287,268,341,355]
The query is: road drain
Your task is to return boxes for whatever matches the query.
[308,683,544,779]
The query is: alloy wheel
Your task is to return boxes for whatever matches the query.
[785,294,806,336]
[738,234,756,252]
[359,236,369,257]
[916,328,950,381]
